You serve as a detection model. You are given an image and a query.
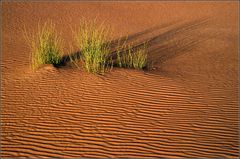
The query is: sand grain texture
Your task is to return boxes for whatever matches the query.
[1,2,239,158]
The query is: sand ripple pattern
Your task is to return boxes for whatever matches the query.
[2,2,238,158]
[1,68,238,158]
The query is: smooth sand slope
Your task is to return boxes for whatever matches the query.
[1,2,239,158]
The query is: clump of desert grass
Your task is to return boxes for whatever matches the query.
[116,41,148,69]
[23,19,149,73]
[23,21,63,70]
[73,19,113,74]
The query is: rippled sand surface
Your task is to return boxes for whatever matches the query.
[1,2,238,158]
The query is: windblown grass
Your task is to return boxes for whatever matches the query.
[132,46,148,69]
[73,19,113,74]
[116,42,148,69]
[23,21,63,70]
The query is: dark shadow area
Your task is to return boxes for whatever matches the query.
[57,17,212,74]
[55,51,81,67]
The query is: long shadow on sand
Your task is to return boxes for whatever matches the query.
[58,19,180,65]
[58,17,212,74]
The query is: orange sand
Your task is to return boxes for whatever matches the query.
[1,1,239,158]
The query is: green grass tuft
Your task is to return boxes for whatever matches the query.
[23,21,63,70]
[73,19,113,74]
[116,42,148,69]
[132,47,148,69]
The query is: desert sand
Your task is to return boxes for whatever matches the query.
[1,1,239,158]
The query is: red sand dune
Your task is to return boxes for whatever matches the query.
[1,1,239,158]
